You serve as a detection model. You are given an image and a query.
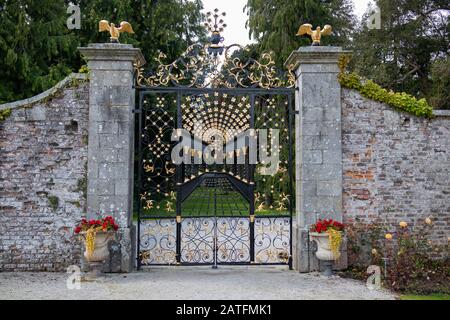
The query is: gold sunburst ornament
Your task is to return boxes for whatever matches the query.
[297,24,332,46]
[99,20,134,43]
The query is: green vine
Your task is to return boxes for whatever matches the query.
[0,108,12,122]
[338,55,433,118]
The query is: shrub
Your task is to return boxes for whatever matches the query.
[0,108,12,122]
[345,217,449,294]
[338,55,434,118]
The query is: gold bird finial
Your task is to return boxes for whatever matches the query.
[99,20,134,43]
[296,24,332,46]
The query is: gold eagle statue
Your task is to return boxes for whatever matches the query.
[99,20,134,43]
[297,24,332,46]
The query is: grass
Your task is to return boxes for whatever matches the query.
[400,293,450,300]
[137,186,290,219]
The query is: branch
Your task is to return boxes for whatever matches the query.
[396,68,419,83]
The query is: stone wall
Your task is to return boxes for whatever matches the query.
[1,68,449,273]
[342,89,450,247]
[0,74,89,271]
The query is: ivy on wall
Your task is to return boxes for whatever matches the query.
[0,108,12,122]
[338,55,434,118]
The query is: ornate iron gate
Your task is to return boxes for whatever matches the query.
[135,9,295,268]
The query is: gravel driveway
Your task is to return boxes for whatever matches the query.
[0,266,396,300]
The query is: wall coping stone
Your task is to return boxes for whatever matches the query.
[78,43,146,66]
[0,73,87,111]
[433,109,450,117]
[343,88,450,118]
[285,46,352,69]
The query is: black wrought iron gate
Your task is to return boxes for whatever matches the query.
[135,9,295,268]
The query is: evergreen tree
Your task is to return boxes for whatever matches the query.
[73,0,207,68]
[350,0,450,105]
[244,0,356,66]
[0,0,206,103]
[429,57,450,109]
[0,0,78,103]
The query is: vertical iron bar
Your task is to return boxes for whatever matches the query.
[233,137,237,176]
[212,187,218,268]
[249,94,255,263]
[287,93,294,270]
[136,91,144,270]
[176,92,182,263]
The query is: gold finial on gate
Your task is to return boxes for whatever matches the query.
[296,24,332,46]
[99,20,134,43]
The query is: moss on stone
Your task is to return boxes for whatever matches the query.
[82,134,88,146]
[0,108,12,122]
[76,162,88,200]
[48,196,59,211]
[69,201,82,208]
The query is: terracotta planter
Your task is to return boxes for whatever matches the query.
[81,231,116,263]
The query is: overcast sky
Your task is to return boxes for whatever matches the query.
[201,0,374,46]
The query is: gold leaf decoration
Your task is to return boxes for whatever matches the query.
[135,44,294,89]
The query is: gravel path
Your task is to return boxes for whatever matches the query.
[0,266,396,300]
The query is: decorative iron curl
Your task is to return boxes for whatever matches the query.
[135,43,295,89]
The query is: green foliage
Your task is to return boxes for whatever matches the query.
[48,196,60,211]
[76,176,87,200]
[0,0,77,104]
[339,56,434,118]
[346,218,449,294]
[429,57,450,110]
[76,162,88,201]
[74,0,205,65]
[245,0,356,66]
[0,108,12,122]
[73,0,207,69]
[78,65,89,74]
[350,0,450,109]
[0,0,206,103]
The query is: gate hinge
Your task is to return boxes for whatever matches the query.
[132,109,141,114]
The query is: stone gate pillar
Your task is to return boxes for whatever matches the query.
[78,44,146,272]
[285,47,350,272]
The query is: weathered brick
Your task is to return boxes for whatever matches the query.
[342,89,450,250]
[0,82,88,271]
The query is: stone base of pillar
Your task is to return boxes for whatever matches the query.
[293,225,348,273]
[79,225,136,273]
[119,225,136,273]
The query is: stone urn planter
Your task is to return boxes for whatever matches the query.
[309,219,344,277]
[310,232,341,260]
[81,231,116,262]
[75,216,119,269]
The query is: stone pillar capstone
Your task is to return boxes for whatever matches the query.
[78,43,146,272]
[285,46,350,272]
